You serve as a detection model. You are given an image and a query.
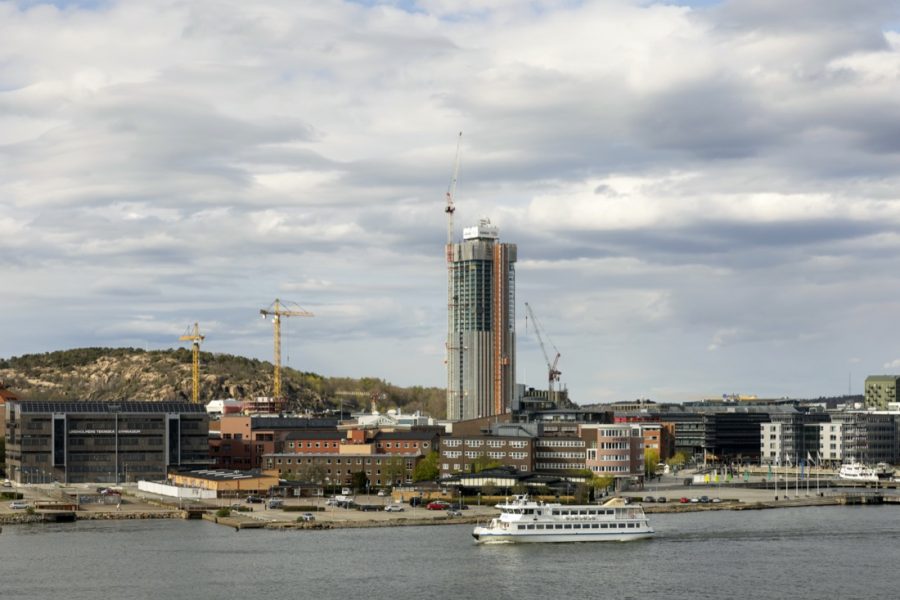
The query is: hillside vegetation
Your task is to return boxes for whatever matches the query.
[0,347,446,418]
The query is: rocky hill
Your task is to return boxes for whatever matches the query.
[0,347,446,417]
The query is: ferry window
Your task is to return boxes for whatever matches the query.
[527,525,535,530]
[592,524,599,529]
[551,511,559,516]
[628,523,636,528]
[601,524,608,529]
[517,525,524,530]
[536,524,544,529]
[564,524,572,529]
[556,525,563,529]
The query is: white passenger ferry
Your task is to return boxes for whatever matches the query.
[472,495,654,544]
[838,462,879,483]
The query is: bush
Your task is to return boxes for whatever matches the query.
[215,507,231,518]
[25,506,35,515]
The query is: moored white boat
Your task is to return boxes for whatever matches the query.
[838,462,878,483]
[472,495,654,544]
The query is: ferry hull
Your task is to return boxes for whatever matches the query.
[472,527,655,544]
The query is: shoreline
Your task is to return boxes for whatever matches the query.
[3,492,895,530]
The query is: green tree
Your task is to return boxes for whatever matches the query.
[574,483,591,504]
[644,448,660,478]
[351,471,369,492]
[591,475,615,495]
[413,451,439,482]
[666,450,690,467]
[294,462,327,485]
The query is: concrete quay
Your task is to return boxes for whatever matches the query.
[3,475,897,530]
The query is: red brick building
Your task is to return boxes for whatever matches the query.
[209,416,338,469]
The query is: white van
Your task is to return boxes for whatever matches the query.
[9,500,29,509]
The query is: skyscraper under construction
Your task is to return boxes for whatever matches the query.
[447,218,517,420]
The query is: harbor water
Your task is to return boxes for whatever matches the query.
[1,505,896,600]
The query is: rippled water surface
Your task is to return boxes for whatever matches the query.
[1,506,897,600]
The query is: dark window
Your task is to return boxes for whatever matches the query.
[53,419,66,467]
[168,419,180,465]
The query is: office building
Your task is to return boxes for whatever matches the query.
[864,375,900,410]
[447,218,517,421]
[4,400,209,484]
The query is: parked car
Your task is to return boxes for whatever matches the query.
[377,489,388,497]
[643,496,656,503]
[656,496,667,504]
[384,504,404,512]
[679,497,690,504]
[448,502,469,510]
[446,509,463,517]
[2,479,12,488]
[267,498,284,509]
[711,497,722,504]
[409,497,425,507]
[690,497,700,503]
[245,495,264,504]
[9,500,29,509]
[699,496,710,504]
[299,513,315,522]
[426,500,451,511]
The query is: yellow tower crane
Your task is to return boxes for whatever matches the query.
[178,322,205,404]
[260,298,313,398]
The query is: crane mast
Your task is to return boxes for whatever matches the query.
[260,298,313,398]
[446,132,462,417]
[178,322,205,404]
[524,302,561,405]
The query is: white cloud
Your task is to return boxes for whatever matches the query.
[2,0,900,403]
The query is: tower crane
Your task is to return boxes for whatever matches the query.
[445,132,462,415]
[445,131,462,252]
[260,298,313,398]
[178,322,205,404]
[524,302,562,405]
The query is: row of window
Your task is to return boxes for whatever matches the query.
[517,522,640,531]
[442,463,529,473]
[590,465,631,472]
[599,442,629,449]
[536,440,585,448]
[535,463,585,470]
[534,452,584,459]
[274,457,408,466]
[442,439,528,449]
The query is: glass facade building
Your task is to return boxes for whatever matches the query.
[447,219,517,421]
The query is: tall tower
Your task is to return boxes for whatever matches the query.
[447,218,517,420]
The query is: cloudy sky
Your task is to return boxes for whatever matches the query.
[2,0,900,404]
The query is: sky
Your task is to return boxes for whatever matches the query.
[2,0,900,404]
